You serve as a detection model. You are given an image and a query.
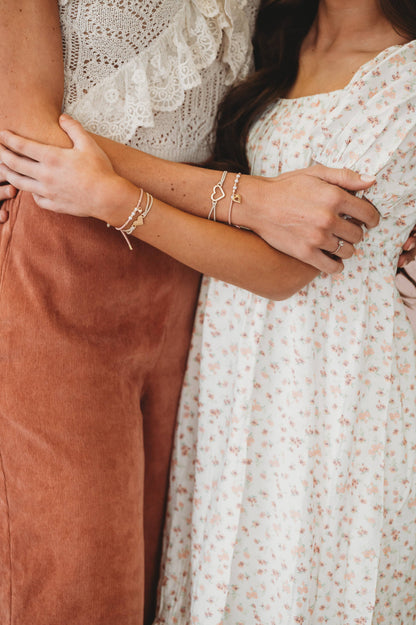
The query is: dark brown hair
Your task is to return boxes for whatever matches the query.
[210,0,416,173]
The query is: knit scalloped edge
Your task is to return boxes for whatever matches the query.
[63,0,252,141]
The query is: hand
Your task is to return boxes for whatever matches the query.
[240,166,379,274]
[398,227,416,268]
[0,115,125,222]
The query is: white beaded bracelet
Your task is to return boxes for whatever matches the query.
[228,172,242,226]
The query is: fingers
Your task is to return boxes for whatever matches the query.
[0,207,9,223]
[338,193,379,229]
[59,114,95,150]
[32,193,54,211]
[254,167,379,271]
[0,181,17,202]
[318,184,379,230]
[0,144,40,179]
[402,234,416,252]
[398,253,410,268]
[0,163,43,196]
[308,248,344,274]
[324,236,355,260]
[0,182,17,224]
[332,215,364,245]
[0,129,51,163]
[398,237,416,267]
[311,164,376,192]
[300,198,364,251]
[308,165,380,229]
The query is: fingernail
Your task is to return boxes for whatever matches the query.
[360,174,376,183]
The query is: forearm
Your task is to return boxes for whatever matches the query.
[94,135,223,219]
[94,135,378,269]
[0,116,376,280]
[0,0,70,148]
[105,180,318,300]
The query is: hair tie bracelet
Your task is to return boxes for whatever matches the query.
[121,192,154,235]
[208,170,228,221]
[111,188,144,232]
[107,189,154,251]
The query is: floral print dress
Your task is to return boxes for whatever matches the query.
[154,42,416,625]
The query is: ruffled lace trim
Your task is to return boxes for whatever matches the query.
[63,0,252,139]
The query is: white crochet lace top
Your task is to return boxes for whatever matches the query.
[58,0,259,163]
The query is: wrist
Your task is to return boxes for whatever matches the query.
[212,173,257,228]
[229,174,268,231]
[93,175,140,226]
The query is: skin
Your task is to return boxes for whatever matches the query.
[89,0,413,269]
[0,117,375,299]
[88,136,376,272]
[292,0,416,266]
[0,0,385,296]
[1,0,413,294]
[0,0,71,219]
[0,114,383,299]
[0,182,16,218]
[0,7,409,263]
[0,0,415,282]
[290,0,410,97]
[3,16,412,259]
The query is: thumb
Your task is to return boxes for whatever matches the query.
[312,164,376,191]
[59,114,93,150]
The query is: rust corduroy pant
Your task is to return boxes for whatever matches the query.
[0,192,200,625]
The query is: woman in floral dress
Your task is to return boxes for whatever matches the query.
[1,0,416,623]
[155,1,416,622]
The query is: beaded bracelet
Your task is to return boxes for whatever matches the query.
[121,192,154,235]
[108,188,154,250]
[112,188,144,233]
[228,172,242,227]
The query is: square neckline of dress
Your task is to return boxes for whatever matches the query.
[279,39,415,103]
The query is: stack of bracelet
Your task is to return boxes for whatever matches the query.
[108,188,154,250]
[207,171,242,227]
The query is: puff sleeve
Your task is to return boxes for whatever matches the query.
[311,42,416,225]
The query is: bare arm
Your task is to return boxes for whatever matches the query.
[95,133,378,273]
[0,118,320,300]
[102,173,318,300]
[0,0,71,148]
[0,0,71,220]
[0,3,377,272]
[0,4,312,299]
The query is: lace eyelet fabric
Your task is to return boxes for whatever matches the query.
[58,0,259,162]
